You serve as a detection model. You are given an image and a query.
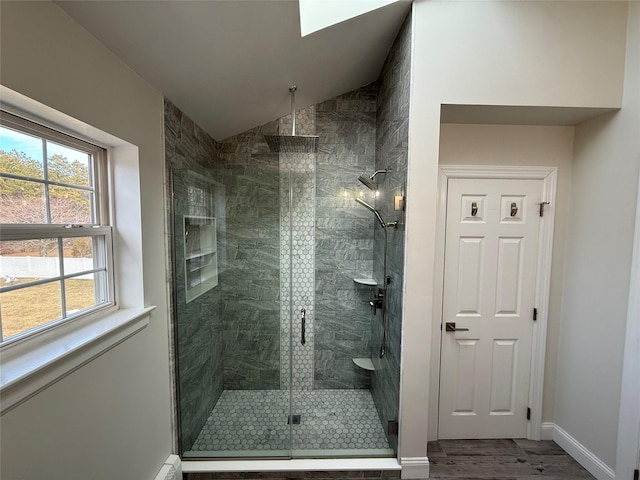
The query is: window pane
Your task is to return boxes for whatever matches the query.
[0,114,111,344]
[49,185,93,224]
[0,126,44,179]
[62,236,94,275]
[0,177,47,224]
[46,141,91,187]
[1,280,62,340]
[65,277,97,315]
[0,238,60,278]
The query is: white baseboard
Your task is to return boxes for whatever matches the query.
[552,424,615,480]
[153,455,181,480]
[401,456,430,479]
[540,422,554,440]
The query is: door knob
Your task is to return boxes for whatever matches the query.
[445,322,469,332]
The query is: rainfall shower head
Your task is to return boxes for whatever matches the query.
[355,198,397,229]
[358,170,388,190]
[358,175,378,191]
[265,135,318,153]
[264,86,319,154]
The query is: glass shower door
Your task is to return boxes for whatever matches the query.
[174,165,294,458]
[286,149,397,458]
[280,154,315,456]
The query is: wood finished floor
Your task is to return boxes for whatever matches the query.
[428,439,596,479]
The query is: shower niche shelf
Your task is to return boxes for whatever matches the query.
[184,215,218,303]
[353,278,377,286]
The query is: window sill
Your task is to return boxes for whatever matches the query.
[0,306,154,415]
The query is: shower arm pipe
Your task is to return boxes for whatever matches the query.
[354,198,397,229]
[354,197,396,357]
[289,86,297,137]
[380,227,388,358]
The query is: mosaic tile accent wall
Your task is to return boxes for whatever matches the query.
[164,98,225,451]
[370,11,412,453]
[279,106,317,391]
[314,85,378,389]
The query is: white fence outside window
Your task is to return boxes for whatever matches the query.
[1,256,94,280]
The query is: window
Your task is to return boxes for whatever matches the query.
[0,111,114,344]
[0,86,151,415]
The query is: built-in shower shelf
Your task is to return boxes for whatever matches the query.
[353,278,377,286]
[352,357,375,371]
[184,215,218,303]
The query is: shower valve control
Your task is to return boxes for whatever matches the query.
[370,289,384,315]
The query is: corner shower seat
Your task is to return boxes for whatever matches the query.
[353,278,377,286]
[352,357,375,371]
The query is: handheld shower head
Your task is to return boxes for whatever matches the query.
[358,170,388,191]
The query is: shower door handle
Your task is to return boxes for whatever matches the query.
[301,309,306,345]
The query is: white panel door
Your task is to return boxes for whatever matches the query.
[438,178,542,439]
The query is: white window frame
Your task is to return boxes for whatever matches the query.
[0,111,116,345]
[0,85,153,415]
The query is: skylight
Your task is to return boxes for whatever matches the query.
[299,0,399,37]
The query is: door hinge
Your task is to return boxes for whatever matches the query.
[533,308,538,321]
[633,468,638,480]
[527,407,531,420]
[539,202,550,217]
[387,420,399,436]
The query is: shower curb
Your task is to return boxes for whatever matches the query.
[183,458,401,477]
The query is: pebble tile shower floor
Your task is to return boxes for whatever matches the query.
[187,389,392,456]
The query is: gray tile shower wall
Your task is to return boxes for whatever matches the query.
[371,11,411,453]
[164,98,225,451]
[218,121,282,391]
[314,85,378,389]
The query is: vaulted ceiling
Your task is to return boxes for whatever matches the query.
[56,1,411,140]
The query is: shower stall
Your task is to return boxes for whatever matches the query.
[163,7,410,462]
[165,13,410,458]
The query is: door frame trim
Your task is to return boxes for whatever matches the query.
[429,165,558,440]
